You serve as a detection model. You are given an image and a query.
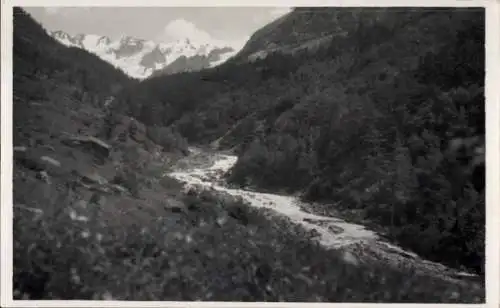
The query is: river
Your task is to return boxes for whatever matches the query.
[166,148,480,285]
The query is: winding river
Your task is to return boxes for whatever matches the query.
[166,148,479,284]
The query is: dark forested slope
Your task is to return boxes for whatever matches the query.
[114,8,485,274]
[13,7,137,146]
[13,8,134,97]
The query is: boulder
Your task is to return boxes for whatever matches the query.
[163,198,186,212]
[62,135,111,161]
[81,171,108,186]
[72,167,109,186]
[341,250,360,266]
[40,156,61,168]
[327,225,344,234]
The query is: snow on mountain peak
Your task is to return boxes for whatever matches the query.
[49,29,247,79]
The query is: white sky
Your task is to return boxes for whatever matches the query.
[23,7,293,43]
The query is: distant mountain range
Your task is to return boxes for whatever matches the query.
[49,29,247,79]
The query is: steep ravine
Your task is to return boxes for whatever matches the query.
[166,148,481,286]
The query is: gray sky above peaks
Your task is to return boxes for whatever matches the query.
[23,7,292,42]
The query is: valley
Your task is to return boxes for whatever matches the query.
[11,6,486,303]
[168,148,480,284]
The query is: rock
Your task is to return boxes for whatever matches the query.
[328,225,344,234]
[110,184,129,194]
[15,204,44,217]
[341,250,360,266]
[14,146,27,152]
[43,145,56,152]
[62,135,111,161]
[75,169,108,186]
[37,171,50,183]
[164,199,186,214]
[40,156,61,168]
[183,183,203,195]
[216,215,228,227]
[96,185,113,194]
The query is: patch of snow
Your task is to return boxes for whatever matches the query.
[209,51,237,68]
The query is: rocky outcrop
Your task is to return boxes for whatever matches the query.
[62,135,112,162]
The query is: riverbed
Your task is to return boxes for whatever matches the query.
[166,148,480,285]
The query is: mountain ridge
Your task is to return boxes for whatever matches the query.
[49,29,246,79]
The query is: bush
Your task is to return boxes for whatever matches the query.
[146,126,189,154]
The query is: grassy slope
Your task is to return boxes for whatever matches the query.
[14,177,485,302]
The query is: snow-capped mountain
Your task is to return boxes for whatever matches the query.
[49,28,246,79]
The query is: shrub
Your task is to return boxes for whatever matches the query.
[146,126,189,154]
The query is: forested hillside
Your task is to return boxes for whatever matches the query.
[13,7,136,147]
[114,8,485,275]
[13,8,134,99]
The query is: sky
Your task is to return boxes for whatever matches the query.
[23,7,293,43]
